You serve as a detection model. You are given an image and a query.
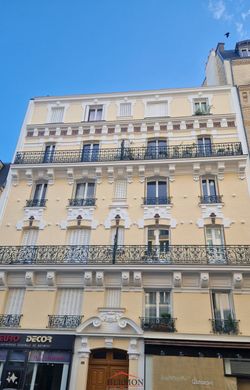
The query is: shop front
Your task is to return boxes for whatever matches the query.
[145,340,250,390]
[0,333,74,390]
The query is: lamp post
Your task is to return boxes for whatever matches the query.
[112,214,121,264]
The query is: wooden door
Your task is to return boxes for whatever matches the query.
[87,349,129,390]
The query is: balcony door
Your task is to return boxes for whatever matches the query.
[147,227,170,253]
[146,180,167,205]
[205,226,225,263]
[81,144,99,162]
[212,292,233,321]
[33,183,47,204]
[201,178,217,203]
[43,144,55,163]
[146,140,167,159]
[75,182,95,205]
[198,137,212,156]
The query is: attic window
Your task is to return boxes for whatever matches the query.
[240,48,250,57]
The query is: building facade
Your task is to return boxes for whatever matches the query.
[0,86,250,390]
[204,40,250,151]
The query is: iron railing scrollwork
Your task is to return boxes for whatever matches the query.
[26,199,47,207]
[143,197,172,205]
[14,142,243,165]
[0,314,22,328]
[211,318,239,335]
[199,195,223,204]
[48,315,83,328]
[0,245,249,265]
[140,316,176,332]
[68,198,96,207]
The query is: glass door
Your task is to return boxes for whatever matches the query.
[205,226,225,263]
[198,137,212,156]
[43,145,55,163]
[0,350,26,390]
[81,144,99,162]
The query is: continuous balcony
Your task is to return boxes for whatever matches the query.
[14,142,243,165]
[141,316,176,332]
[0,245,249,266]
[48,315,83,328]
[0,314,22,328]
[199,195,223,204]
[143,197,172,205]
[68,198,96,207]
[211,318,239,335]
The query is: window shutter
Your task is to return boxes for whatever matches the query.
[147,102,168,117]
[50,107,64,123]
[56,289,83,315]
[114,180,127,199]
[105,289,121,308]
[5,289,25,315]
[120,103,131,117]
[110,227,124,245]
[22,229,38,246]
[67,229,90,245]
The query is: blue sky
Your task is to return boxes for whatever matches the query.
[0,0,250,161]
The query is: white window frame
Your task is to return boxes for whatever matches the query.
[119,102,132,117]
[105,288,121,308]
[56,288,83,315]
[188,94,212,115]
[144,290,172,318]
[74,181,96,200]
[201,176,218,197]
[47,103,68,123]
[84,105,104,122]
[240,48,250,57]
[114,179,127,200]
[32,182,48,201]
[211,290,234,320]
[146,226,170,247]
[145,100,168,118]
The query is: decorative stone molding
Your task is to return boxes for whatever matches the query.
[122,272,130,287]
[0,272,6,286]
[16,208,46,231]
[238,162,246,180]
[96,272,104,287]
[196,205,232,228]
[217,162,225,180]
[25,169,33,186]
[128,338,140,360]
[78,337,90,358]
[60,207,97,230]
[11,169,19,186]
[142,206,177,228]
[104,208,131,229]
[107,167,114,184]
[46,272,55,286]
[25,272,34,286]
[233,273,243,289]
[173,272,182,288]
[138,165,145,183]
[105,338,114,349]
[84,272,92,286]
[95,167,102,184]
[221,118,228,127]
[133,272,142,287]
[67,168,74,185]
[193,163,200,181]
[169,164,175,182]
[126,166,133,183]
[47,168,54,185]
[200,272,209,288]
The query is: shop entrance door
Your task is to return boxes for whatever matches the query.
[87,349,129,390]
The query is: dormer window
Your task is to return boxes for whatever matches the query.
[88,105,103,121]
[240,48,250,57]
[50,106,65,123]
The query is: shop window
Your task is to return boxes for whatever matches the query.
[105,288,121,308]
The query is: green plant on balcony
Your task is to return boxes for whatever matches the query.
[194,105,212,115]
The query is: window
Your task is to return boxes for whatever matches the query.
[22,229,38,246]
[147,227,170,252]
[81,143,99,162]
[114,180,127,199]
[240,48,250,57]
[212,291,233,321]
[71,182,95,206]
[5,289,25,315]
[110,226,124,245]
[119,103,132,117]
[194,99,210,115]
[55,289,83,315]
[88,106,103,121]
[146,180,168,205]
[28,182,47,207]
[205,226,225,263]
[43,144,55,163]
[201,177,220,203]
[50,107,64,123]
[197,137,212,156]
[67,228,90,246]
[145,291,171,317]
[105,289,121,308]
[146,101,168,117]
[146,139,167,159]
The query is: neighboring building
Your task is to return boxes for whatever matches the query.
[0,161,10,195]
[204,40,250,150]
[0,86,250,390]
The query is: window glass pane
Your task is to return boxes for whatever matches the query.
[158,181,167,198]
[147,182,156,198]
[209,180,216,196]
[34,184,42,199]
[88,109,95,121]
[75,183,85,199]
[86,183,95,198]
[202,179,208,196]
[96,109,103,120]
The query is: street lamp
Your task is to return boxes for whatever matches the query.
[112,214,121,264]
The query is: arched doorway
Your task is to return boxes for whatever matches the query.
[87,348,129,390]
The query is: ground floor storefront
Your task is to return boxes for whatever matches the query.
[0,333,74,390]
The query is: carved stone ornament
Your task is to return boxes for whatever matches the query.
[233,273,243,289]
[200,272,209,288]
[104,208,131,229]
[78,337,90,358]
[16,208,46,231]
[173,272,182,287]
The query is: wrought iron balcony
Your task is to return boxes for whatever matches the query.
[0,245,249,265]
[143,196,172,205]
[68,198,96,207]
[0,314,22,328]
[199,195,223,204]
[211,318,239,335]
[48,315,83,328]
[141,316,176,332]
[26,199,47,207]
[14,142,243,165]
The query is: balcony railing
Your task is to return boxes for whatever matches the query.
[0,314,22,328]
[26,199,47,207]
[141,316,176,332]
[199,195,223,204]
[0,245,249,265]
[48,315,83,328]
[68,198,96,207]
[14,143,243,165]
[211,318,239,335]
[143,197,172,205]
